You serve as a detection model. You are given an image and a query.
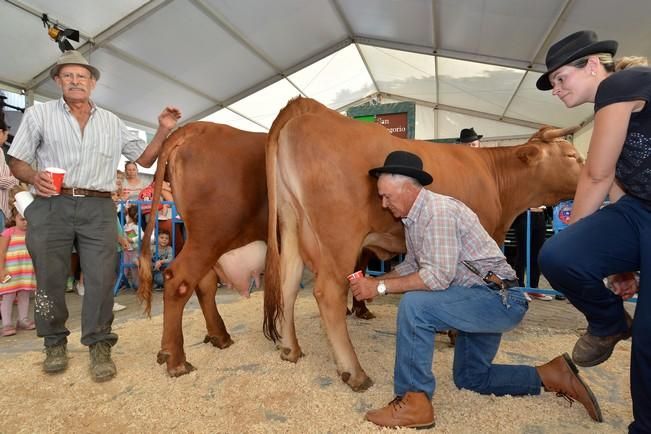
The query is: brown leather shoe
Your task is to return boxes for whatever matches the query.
[572,311,632,367]
[536,353,602,422]
[365,391,435,429]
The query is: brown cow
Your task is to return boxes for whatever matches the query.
[263,97,583,391]
[138,122,268,376]
[137,121,375,377]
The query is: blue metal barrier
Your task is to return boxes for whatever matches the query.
[366,254,403,277]
[113,200,183,295]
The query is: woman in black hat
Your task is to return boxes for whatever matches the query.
[536,30,650,433]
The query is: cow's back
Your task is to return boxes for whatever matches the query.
[277,111,501,256]
[169,122,268,253]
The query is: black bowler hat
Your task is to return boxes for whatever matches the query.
[457,127,482,143]
[536,30,618,91]
[369,150,433,186]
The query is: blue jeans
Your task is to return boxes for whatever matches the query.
[539,195,651,434]
[153,270,165,288]
[394,285,541,399]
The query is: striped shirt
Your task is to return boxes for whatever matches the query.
[9,98,146,192]
[394,188,516,290]
[0,149,19,217]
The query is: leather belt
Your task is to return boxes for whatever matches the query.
[60,187,112,198]
[487,279,519,291]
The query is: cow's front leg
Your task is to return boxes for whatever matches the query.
[196,270,233,349]
[158,273,196,377]
[315,275,372,391]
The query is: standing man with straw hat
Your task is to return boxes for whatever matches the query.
[8,50,181,382]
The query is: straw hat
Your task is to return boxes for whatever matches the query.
[49,50,100,81]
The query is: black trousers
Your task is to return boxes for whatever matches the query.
[512,211,546,288]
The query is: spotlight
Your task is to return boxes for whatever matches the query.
[41,14,80,53]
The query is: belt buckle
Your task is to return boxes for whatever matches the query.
[72,188,85,197]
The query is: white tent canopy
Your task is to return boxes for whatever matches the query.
[2,0,651,141]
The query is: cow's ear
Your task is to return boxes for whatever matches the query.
[516,145,543,166]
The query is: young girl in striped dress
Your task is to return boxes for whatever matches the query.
[0,206,37,336]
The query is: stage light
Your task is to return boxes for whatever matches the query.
[41,14,80,53]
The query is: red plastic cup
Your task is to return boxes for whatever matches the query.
[347,270,364,281]
[46,167,66,194]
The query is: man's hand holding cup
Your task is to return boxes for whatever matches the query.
[348,270,375,302]
[32,167,66,197]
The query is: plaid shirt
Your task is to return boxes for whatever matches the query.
[393,188,516,290]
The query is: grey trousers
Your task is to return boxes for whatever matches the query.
[25,195,118,348]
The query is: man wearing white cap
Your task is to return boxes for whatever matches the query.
[8,50,181,382]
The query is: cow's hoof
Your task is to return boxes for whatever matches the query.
[353,308,376,320]
[157,350,170,365]
[167,361,196,377]
[279,346,304,363]
[203,334,234,349]
[341,371,373,392]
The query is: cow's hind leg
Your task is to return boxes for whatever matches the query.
[351,298,375,320]
[315,273,372,391]
[196,269,233,349]
[157,265,197,377]
[277,208,305,362]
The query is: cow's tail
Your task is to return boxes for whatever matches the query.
[137,129,180,316]
[262,103,286,342]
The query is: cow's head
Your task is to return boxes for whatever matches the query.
[517,125,584,205]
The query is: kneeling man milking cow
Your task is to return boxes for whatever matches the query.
[350,150,599,428]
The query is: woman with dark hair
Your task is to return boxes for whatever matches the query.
[536,30,650,433]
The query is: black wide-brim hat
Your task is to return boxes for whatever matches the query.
[369,150,433,186]
[536,30,617,91]
[457,127,483,143]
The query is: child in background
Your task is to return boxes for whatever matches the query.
[113,219,130,312]
[137,180,172,232]
[152,230,173,290]
[123,205,140,288]
[0,207,36,336]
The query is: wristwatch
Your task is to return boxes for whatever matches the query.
[377,280,387,296]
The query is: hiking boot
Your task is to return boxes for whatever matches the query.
[43,343,68,373]
[536,353,602,422]
[365,391,436,429]
[573,311,633,367]
[89,341,117,382]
